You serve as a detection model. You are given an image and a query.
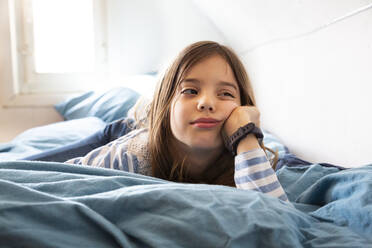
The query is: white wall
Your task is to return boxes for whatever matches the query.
[107,0,225,75]
[194,0,372,167]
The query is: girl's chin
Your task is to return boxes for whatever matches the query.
[189,142,223,151]
[174,136,223,151]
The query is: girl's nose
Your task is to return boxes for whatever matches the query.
[198,104,214,111]
[197,96,215,112]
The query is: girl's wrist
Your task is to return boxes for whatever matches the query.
[225,119,254,137]
[236,134,261,155]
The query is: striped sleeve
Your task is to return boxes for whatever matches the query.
[64,129,141,173]
[234,148,289,202]
[65,147,137,174]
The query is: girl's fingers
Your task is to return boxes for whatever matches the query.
[223,106,261,136]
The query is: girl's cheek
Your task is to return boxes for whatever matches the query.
[227,102,240,114]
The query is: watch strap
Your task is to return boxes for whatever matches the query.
[227,122,263,156]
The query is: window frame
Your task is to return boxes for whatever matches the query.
[0,0,107,107]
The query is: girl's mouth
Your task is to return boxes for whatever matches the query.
[190,118,221,128]
[192,122,220,128]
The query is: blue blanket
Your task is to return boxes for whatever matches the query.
[0,161,371,247]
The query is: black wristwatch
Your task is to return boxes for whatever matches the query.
[227,122,264,156]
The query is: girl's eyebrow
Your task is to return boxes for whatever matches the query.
[181,78,238,91]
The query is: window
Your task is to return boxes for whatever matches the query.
[13,0,107,94]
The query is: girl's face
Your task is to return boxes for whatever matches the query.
[170,55,241,151]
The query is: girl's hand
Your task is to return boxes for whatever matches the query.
[223,106,261,138]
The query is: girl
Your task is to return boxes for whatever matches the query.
[65,41,288,202]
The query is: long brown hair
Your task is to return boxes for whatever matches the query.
[147,41,278,186]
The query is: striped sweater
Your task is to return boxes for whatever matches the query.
[66,128,288,202]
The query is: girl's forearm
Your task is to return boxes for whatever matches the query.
[234,135,289,202]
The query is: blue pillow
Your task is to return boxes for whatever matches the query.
[55,87,140,123]
[0,117,106,161]
[262,129,291,159]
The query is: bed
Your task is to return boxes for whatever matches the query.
[1,87,371,247]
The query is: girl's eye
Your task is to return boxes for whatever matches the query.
[181,89,198,95]
[220,92,235,98]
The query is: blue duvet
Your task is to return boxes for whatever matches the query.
[0,161,371,247]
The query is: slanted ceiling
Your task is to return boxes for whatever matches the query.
[192,0,371,53]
